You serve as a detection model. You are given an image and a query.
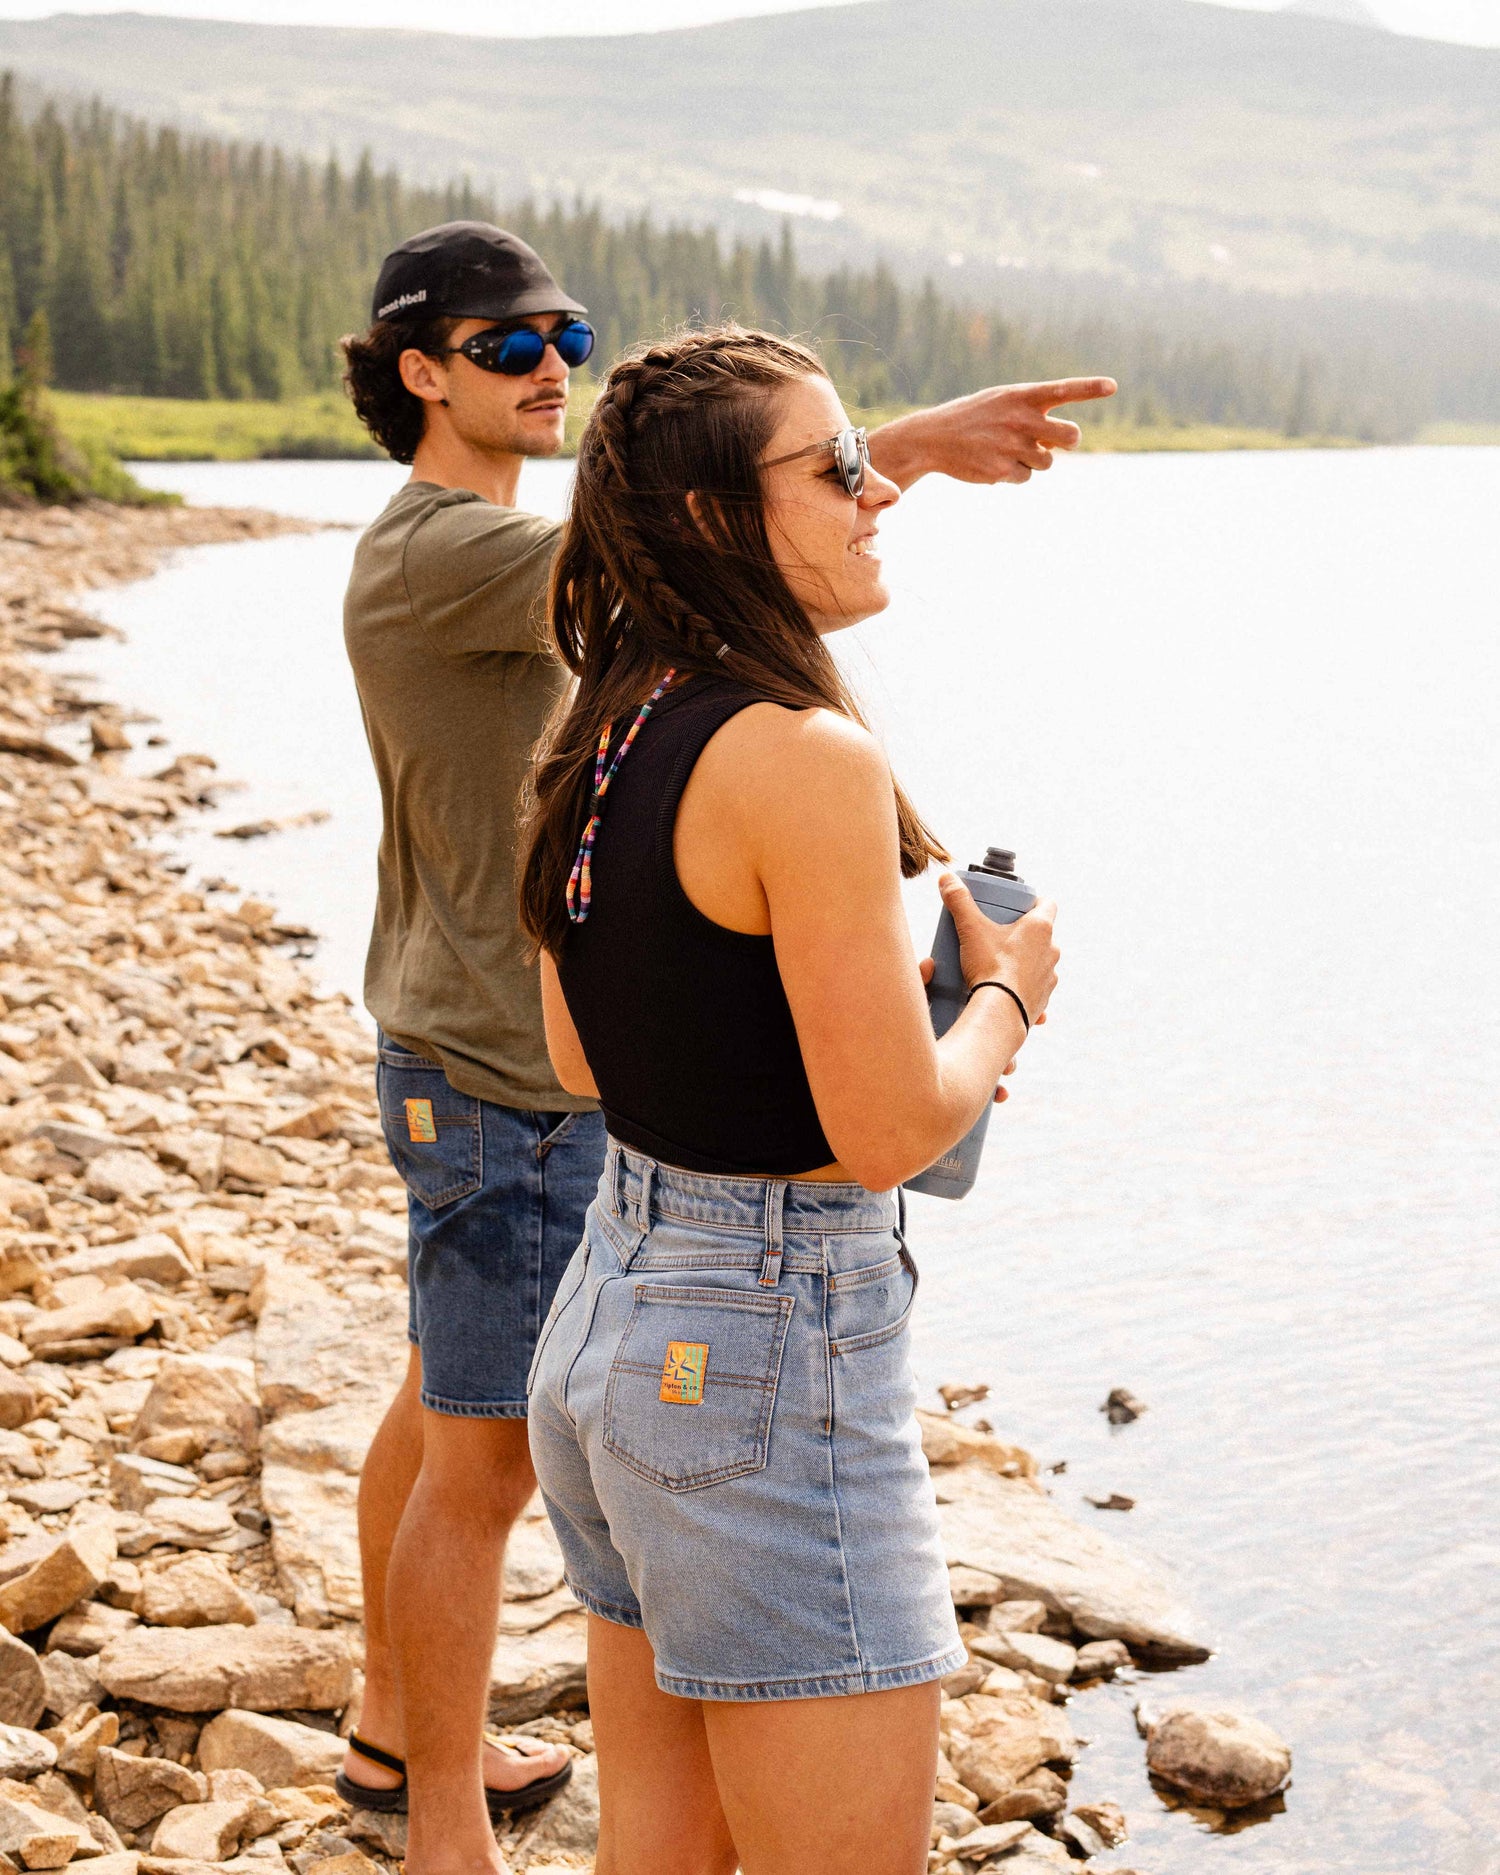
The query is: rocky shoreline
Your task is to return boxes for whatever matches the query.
[0,502,1288,1875]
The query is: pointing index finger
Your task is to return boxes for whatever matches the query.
[1023,377,1118,411]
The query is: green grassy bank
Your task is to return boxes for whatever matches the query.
[54,388,1389,466]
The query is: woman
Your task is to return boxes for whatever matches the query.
[519,326,1059,1874]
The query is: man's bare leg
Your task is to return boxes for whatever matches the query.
[343,1350,567,1841]
[386,1408,563,1874]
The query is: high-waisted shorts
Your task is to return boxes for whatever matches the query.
[526,1142,965,1702]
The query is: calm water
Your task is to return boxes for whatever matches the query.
[73,450,1500,1873]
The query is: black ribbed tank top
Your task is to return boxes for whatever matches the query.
[556,673,834,1177]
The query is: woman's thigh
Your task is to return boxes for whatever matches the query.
[702,1679,941,1875]
[587,1615,738,1875]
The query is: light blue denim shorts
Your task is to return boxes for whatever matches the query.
[527,1142,965,1702]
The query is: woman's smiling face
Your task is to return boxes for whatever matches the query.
[759,374,900,635]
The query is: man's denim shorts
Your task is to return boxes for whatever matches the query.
[376,1032,607,1419]
[527,1141,965,1701]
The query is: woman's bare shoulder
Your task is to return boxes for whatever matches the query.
[707,700,891,795]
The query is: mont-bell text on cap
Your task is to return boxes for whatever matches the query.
[370,221,586,326]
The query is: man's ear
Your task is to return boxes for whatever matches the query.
[399,347,450,407]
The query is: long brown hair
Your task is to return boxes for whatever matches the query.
[518,324,945,955]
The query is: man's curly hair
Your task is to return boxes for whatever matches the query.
[340,315,459,463]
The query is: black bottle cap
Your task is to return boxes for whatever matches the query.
[973,847,1018,878]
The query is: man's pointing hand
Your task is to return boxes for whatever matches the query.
[868,376,1118,490]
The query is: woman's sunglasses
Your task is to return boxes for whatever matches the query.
[763,425,871,498]
[442,319,596,377]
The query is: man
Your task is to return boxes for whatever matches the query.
[339,219,1113,1875]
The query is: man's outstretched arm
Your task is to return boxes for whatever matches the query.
[867,377,1118,490]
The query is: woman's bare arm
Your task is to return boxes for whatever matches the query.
[690,704,1057,1191]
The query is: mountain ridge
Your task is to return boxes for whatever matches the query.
[0,0,1495,303]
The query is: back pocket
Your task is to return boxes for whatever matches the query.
[603,1284,793,1492]
[377,1045,482,1209]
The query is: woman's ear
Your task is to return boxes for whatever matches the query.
[684,490,710,539]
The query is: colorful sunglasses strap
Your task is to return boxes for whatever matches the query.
[566,668,677,924]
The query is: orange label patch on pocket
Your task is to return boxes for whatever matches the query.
[404,1098,437,1144]
[660,1341,708,1405]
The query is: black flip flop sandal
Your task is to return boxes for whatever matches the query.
[333,1730,573,1820]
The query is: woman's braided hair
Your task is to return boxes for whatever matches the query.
[518,323,945,955]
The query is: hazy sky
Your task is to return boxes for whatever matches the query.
[0,0,1495,45]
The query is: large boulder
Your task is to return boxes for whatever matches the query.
[51,1235,194,1287]
[196,1712,346,1789]
[1143,1702,1292,1808]
[0,1721,57,1779]
[943,1692,1079,1805]
[937,1462,1210,1662]
[0,1794,93,1869]
[98,1625,352,1713]
[150,1800,261,1861]
[253,1267,406,1419]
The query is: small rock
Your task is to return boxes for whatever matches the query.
[46,1601,138,1655]
[84,1152,169,1207]
[938,1383,991,1413]
[1101,1388,1147,1425]
[152,1799,257,1861]
[53,1237,194,1288]
[1074,1639,1132,1680]
[138,1555,257,1629]
[0,1721,57,1779]
[94,1747,206,1830]
[0,1630,46,1729]
[0,1375,38,1432]
[970,1631,1077,1686]
[1143,1702,1292,1808]
[1085,1493,1136,1512]
[146,1499,239,1550]
[97,1625,353,1713]
[6,1479,88,1517]
[985,1600,1047,1635]
[979,1768,1068,1824]
[1070,1799,1128,1848]
[25,1282,157,1355]
[56,1709,119,1778]
[0,1518,117,1633]
[302,1856,380,1875]
[110,1454,199,1515]
[0,1794,86,1869]
[948,1818,1031,1860]
[197,1714,346,1790]
[948,1566,1005,1608]
[1059,1813,1107,1857]
[130,1357,260,1460]
[931,1801,979,1844]
[501,1520,565,1601]
[39,1650,101,1719]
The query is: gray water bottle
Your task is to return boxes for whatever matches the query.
[903,847,1037,1201]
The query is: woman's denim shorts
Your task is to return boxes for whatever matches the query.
[527,1142,965,1703]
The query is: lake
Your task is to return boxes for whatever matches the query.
[69,447,1500,1874]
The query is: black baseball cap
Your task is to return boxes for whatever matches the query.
[371,221,586,326]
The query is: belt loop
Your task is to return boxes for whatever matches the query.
[758,1180,786,1287]
[895,1185,908,1248]
[635,1160,656,1238]
[609,1145,624,1220]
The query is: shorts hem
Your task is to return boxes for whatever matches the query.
[654,1642,969,1703]
[568,1582,645,1630]
[418,1391,528,1420]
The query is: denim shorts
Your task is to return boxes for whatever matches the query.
[527,1142,965,1701]
[376,1032,607,1418]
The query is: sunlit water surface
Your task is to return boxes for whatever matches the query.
[69,450,1500,1874]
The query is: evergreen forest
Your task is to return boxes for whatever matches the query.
[0,75,1487,442]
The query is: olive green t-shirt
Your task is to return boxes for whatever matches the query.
[343,480,594,1112]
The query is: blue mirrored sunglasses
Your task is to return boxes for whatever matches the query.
[443,318,595,376]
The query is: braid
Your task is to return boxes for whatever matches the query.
[519,321,946,956]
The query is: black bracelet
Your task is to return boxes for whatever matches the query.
[967,979,1031,1033]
